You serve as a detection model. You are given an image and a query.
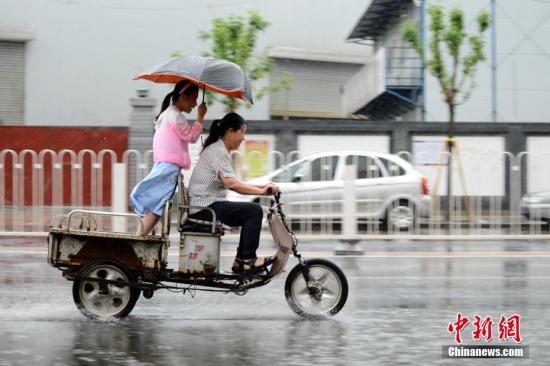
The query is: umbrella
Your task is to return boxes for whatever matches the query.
[134,55,253,104]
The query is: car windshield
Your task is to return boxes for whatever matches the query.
[272,161,304,182]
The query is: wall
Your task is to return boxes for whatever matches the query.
[298,135,390,156]
[0,126,127,205]
[527,137,550,193]
[0,0,371,126]
[412,135,505,196]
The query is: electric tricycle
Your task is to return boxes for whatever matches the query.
[47,179,348,319]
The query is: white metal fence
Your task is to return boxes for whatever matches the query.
[1,148,549,237]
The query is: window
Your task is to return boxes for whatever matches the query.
[378,157,405,177]
[272,161,304,182]
[0,41,25,124]
[345,155,383,179]
[307,156,339,181]
[274,156,339,183]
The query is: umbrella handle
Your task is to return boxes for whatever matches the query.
[202,85,206,103]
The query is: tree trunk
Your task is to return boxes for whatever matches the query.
[446,103,455,226]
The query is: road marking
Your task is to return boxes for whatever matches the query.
[346,276,550,280]
[5,247,550,258]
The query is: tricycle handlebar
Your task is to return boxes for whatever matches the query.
[267,187,281,204]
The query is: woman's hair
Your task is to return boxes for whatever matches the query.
[202,112,246,152]
[155,80,199,121]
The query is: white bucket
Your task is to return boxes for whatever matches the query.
[178,233,221,274]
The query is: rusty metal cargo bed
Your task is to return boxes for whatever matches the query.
[48,229,169,279]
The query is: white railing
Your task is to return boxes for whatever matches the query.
[1,148,549,237]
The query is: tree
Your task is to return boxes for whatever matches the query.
[401,3,490,223]
[197,10,292,113]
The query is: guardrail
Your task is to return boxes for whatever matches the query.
[1,148,549,237]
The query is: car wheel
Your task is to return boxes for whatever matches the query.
[383,200,416,231]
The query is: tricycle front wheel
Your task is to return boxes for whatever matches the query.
[72,260,140,319]
[284,258,348,319]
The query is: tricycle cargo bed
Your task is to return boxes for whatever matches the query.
[47,228,169,276]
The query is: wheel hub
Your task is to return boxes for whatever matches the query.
[308,282,324,301]
[389,206,413,229]
[78,265,132,317]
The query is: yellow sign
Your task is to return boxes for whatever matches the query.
[244,140,269,178]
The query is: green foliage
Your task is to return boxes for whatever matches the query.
[402,21,422,54]
[169,50,182,58]
[401,4,490,116]
[197,10,292,112]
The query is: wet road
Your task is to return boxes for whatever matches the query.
[1,237,550,365]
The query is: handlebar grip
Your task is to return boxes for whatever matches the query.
[267,187,281,203]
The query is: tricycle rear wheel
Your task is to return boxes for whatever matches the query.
[72,260,141,319]
[284,258,348,319]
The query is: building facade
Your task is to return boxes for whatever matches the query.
[0,0,370,126]
[346,0,550,123]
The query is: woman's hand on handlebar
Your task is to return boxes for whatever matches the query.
[263,183,279,196]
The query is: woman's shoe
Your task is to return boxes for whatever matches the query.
[231,255,277,274]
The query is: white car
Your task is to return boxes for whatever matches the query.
[228,151,431,230]
[521,192,550,223]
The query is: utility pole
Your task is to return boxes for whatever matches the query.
[491,0,497,122]
[420,0,426,122]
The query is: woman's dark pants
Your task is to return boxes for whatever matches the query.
[189,201,263,260]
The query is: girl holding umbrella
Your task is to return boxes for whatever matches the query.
[130,80,207,235]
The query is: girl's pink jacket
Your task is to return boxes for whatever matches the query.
[153,105,203,169]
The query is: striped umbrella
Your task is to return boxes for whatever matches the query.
[135,55,253,104]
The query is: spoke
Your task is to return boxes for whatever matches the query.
[109,285,128,297]
[317,272,330,286]
[297,286,310,296]
[105,269,118,281]
[297,293,314,308]
[83,291,98,302]
[323,286,336,297]
[322,288,338,302]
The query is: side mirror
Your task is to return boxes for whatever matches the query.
[291,175,302,183]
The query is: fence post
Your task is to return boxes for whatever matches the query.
[111,163,128,232]
[128,89,156,192]
[335,164,364,255]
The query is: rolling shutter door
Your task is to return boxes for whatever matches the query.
[0,41,25,124]
[270,58,362,119]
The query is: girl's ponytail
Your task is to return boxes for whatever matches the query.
[155,92,174,121]
[201,113,246,153]
[202,119,221,152]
